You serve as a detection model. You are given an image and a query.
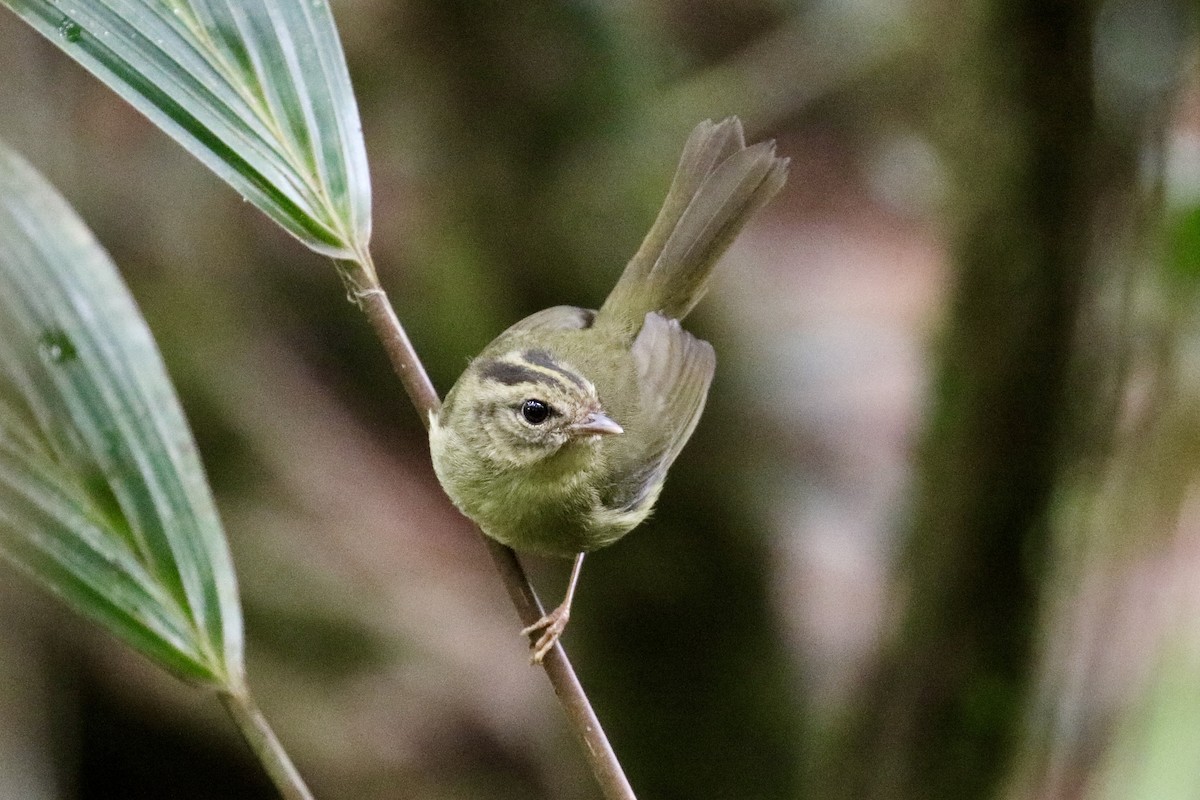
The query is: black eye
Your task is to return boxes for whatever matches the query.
[521,399,551,424]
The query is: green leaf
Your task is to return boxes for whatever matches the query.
[0,139,244,688]
[0,0,370,261]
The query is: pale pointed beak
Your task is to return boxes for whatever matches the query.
[570,411,624,437]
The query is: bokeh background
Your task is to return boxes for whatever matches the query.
[1,1,1199,798]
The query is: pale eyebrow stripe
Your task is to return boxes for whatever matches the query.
[479,358,566,389]
[522,349,588,389]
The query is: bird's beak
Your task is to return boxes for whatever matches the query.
[570,411,624,437]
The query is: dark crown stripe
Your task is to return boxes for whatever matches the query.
[521,349,588,389]
[479,358,565,389]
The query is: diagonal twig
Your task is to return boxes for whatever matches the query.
[340,259,636,800]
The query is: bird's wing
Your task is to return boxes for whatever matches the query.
[606,312,715,513]
[499,305,595,336]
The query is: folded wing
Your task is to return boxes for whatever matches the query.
[605,312,715,513]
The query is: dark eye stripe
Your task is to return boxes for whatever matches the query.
[479,359,565,389]
[521,349,588,390]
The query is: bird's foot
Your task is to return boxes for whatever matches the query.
[521,603,570,664]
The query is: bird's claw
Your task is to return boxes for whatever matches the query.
[521,604,570,664]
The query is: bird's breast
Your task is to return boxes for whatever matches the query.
[434,431,640,556]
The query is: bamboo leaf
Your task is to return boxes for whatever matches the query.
[0,0,371,261]
[0,139,244,688]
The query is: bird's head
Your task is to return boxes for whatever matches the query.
[450,348,623,468]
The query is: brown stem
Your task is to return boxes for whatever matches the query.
[345,275,441,418]
[483,539,636,799]
[219,690,315,800]
[338,259,636,800]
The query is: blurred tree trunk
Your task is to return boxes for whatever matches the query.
[814,2,1109,798]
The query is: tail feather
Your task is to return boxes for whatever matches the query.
[599,117,789,330]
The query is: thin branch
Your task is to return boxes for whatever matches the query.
[220,689,315,800]
[337,258,637,800]
[483,539,636,799]
[345,279,440,417]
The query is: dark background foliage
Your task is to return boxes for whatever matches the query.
[1,1,1199,798]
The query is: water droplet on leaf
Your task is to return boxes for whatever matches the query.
[58,18,83,43]
[39,330,78,364]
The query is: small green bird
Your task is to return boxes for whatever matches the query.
[430,118,787,662]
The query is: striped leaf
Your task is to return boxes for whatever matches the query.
[1,0,371,260]
[0,139,244,687]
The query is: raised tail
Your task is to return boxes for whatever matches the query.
[597,117,789,331]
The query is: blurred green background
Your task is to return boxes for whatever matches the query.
[1,1,1199,798]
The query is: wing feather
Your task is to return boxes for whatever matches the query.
[606,312,715,512]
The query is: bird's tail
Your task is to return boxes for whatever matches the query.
[598,117,789,331]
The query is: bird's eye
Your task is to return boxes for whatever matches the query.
[521,399,551,424]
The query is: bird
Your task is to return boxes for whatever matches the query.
[429,117,788,663]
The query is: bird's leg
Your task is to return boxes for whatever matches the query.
[522,552,585,664]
